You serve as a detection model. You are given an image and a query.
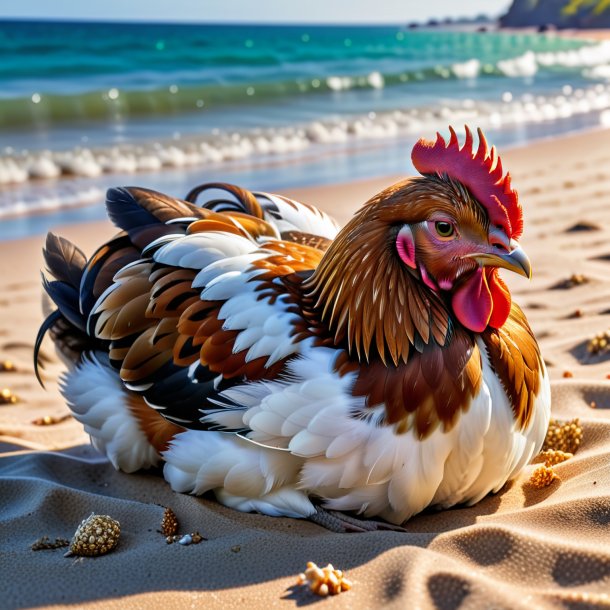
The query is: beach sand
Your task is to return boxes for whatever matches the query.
[1,128,609,609]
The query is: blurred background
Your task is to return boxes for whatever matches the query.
[2,0,610,239]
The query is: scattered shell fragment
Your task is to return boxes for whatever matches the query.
[31,414,72,426]
[65,514,120,557]
[297,561,352,596]
[165,531,205,545]
[543,418,583,454]
[534,449,573,467]
[587,328,610,356]
[0,387,19,404]
[31,536,70,551]
[552,273,589,290]
[160,507,179,536]
[529,465,559,489]
[0,360,17,372]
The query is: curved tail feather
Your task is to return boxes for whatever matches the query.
[34,309,62,388]
[35,233,96,387]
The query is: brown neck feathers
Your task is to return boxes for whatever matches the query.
[302,181,452,365]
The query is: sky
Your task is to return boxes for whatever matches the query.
[0,0,511,24]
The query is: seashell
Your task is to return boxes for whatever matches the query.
[0,360,16,372]
[543,418,583,454]
[65,514,120,557]
[31,413,71,426]
[297,561,352,596]
[529,465,558,489]
[0,387,19,404]
[535,449,573,467]
[587,328,610,355]
[160,507,179,536]
[166,531,205,545]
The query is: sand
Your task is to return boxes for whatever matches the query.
[1,128,609,609]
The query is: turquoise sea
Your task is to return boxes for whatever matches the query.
[2,20,610,238]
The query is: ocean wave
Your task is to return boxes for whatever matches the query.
[537,40,610,68]
[0,184,104,218]
[2,82,610,197]
[583,65,610,80]
[495,41,610,79]
[4,38,610,131]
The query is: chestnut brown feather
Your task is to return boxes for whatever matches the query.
[122,187,209,224]
[481,304,543,430]
[126,393,185,453]
[93,261,154,341]
[185,182,265,219]
[336,329,482,439]
[163,236,325,383]
[303,178,453,367]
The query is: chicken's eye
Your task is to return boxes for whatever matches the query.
[435,221,455,238]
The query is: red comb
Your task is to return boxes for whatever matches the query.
[411,126,523,239]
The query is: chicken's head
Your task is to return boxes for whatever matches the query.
[404,125,528,333]
[305,125,530,364]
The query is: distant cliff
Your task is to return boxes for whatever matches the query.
[501,0,610,28]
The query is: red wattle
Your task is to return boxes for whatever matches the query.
[451,267,493,333]
[487,269,512,329]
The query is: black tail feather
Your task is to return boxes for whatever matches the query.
[105,187,198,251]
[105,187,159,232]
[41,275,86,332]
[38,234,94,387]
[184,182,264,219]
[34,309,62,388]
[43,233,87,288]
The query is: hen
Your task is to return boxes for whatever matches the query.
[37,126,550,527]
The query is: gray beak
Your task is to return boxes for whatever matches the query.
[464,241,532,279]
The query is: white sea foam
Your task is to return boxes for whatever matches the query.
[0,159,28,184]
[2,81,610,198]
[367,71,385,89]
[452,59,481,79]
[497,51,538,78]
[57,149,102,178]
[493,41,610,80]
[26,155,61,179]
[537,40,610,68]
[584,64,610,80]
[0,185,104,218]
[327,75,353,91]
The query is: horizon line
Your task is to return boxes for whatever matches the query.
[0,14,499,27]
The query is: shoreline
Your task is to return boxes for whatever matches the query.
[3,113,610,240]
[0,121,608,231]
